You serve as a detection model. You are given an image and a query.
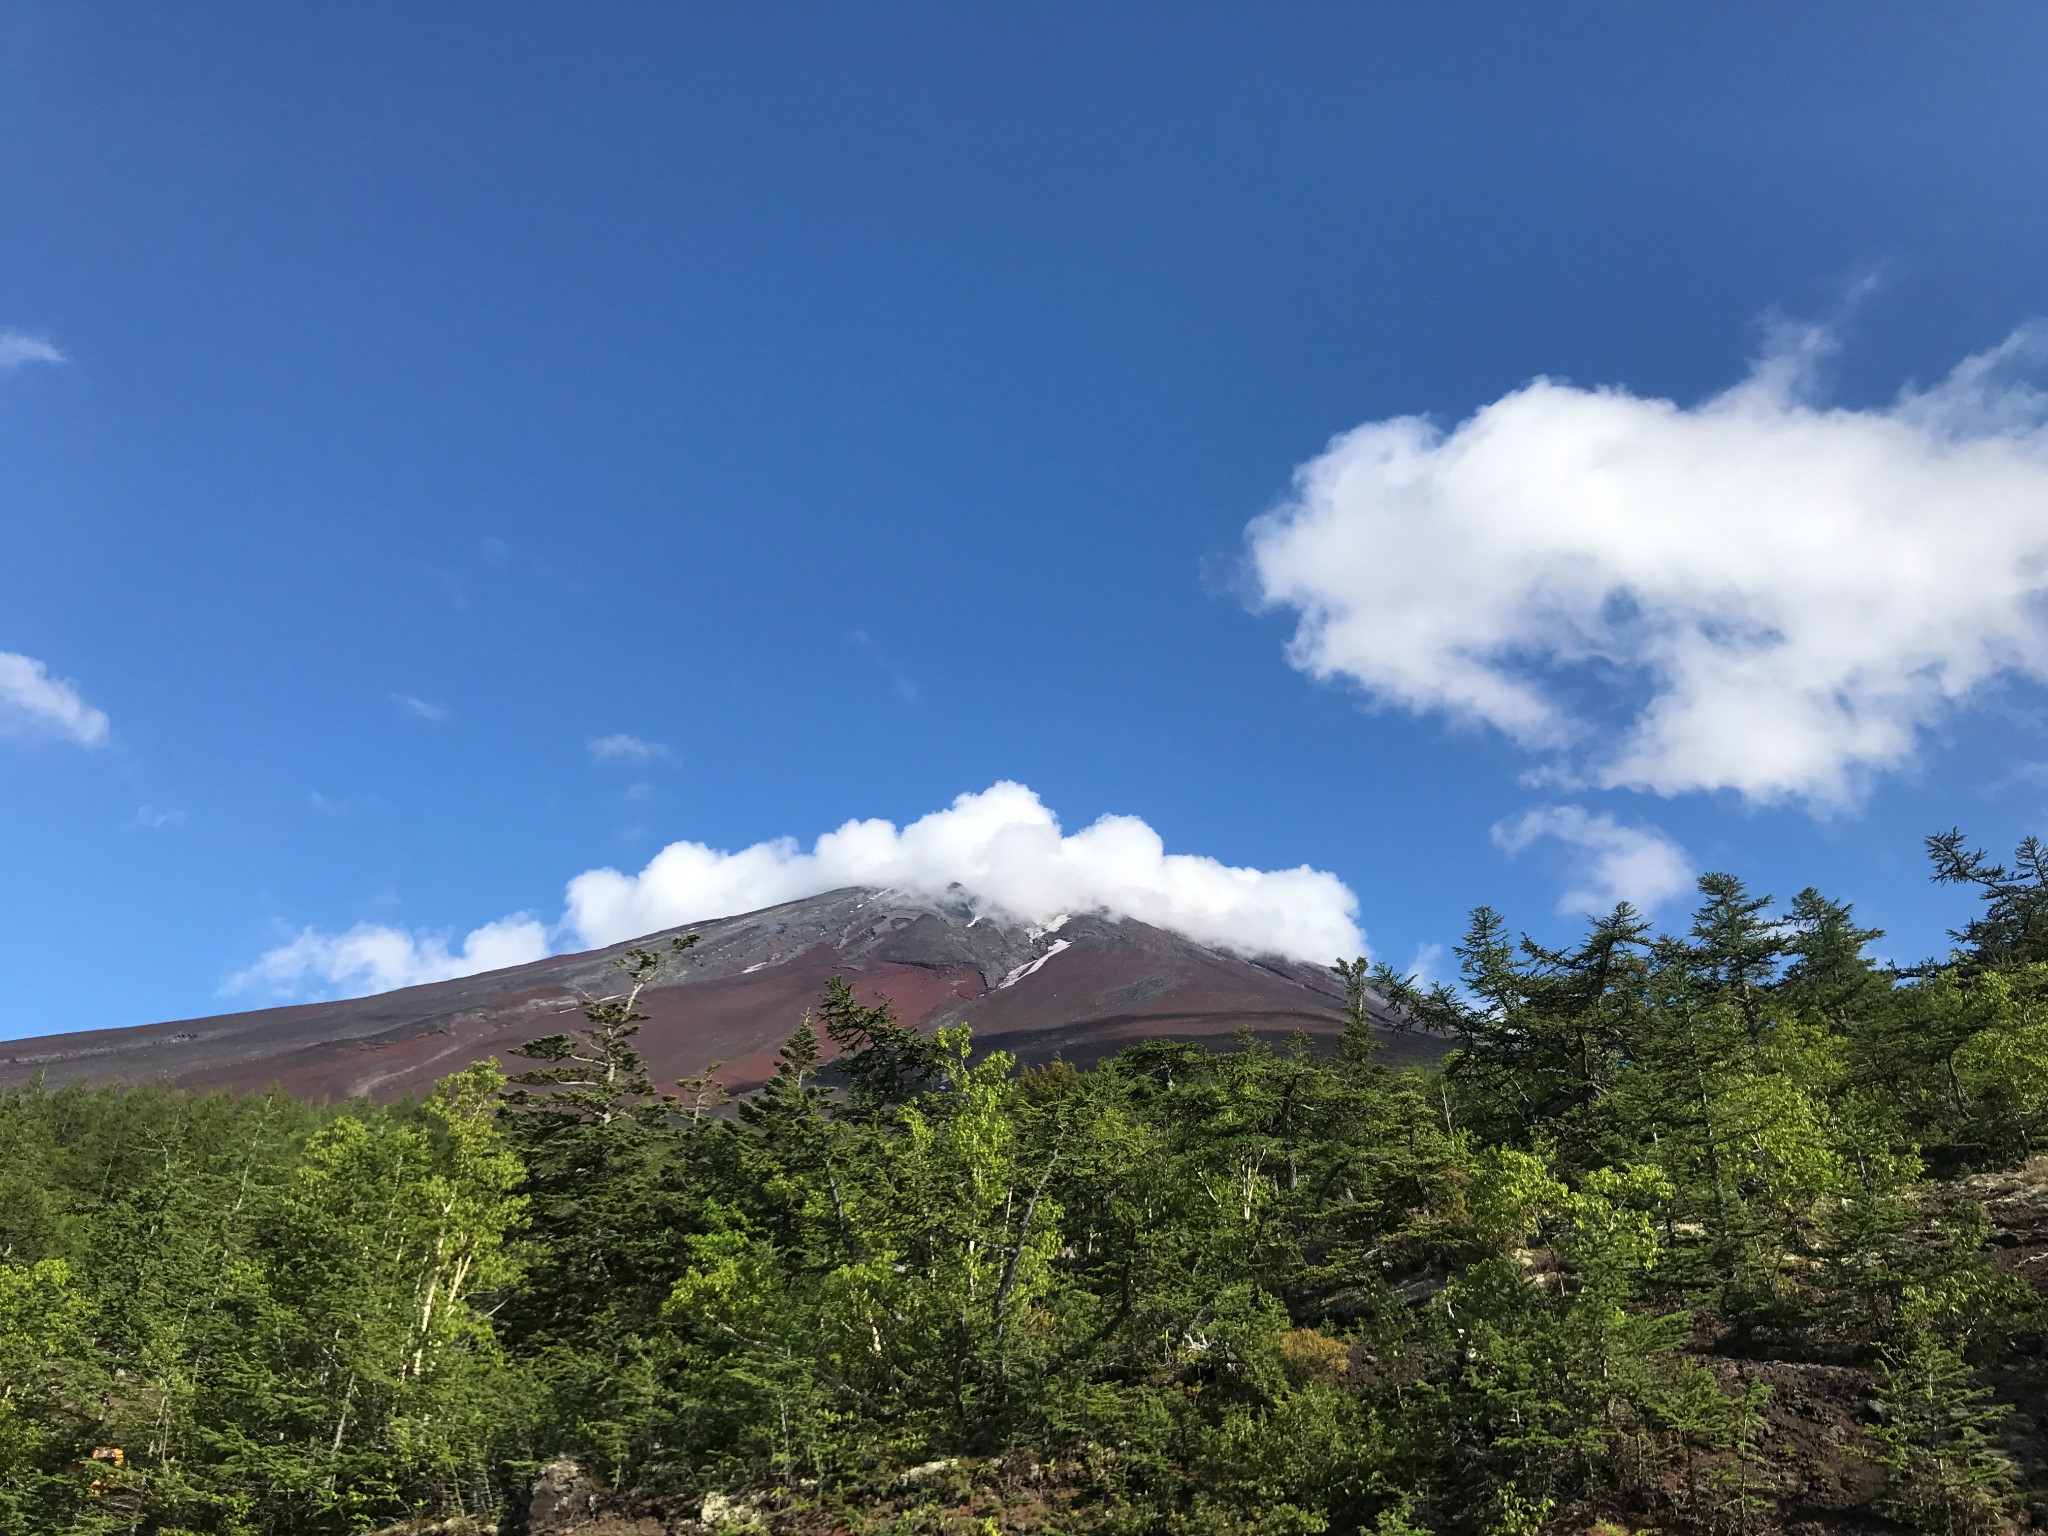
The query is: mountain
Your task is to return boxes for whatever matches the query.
[0,887,1442,1101]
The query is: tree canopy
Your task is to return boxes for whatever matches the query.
[3,837,2045,1535]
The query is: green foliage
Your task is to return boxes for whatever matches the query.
[6,830,2048,1533]
[0,1071,530,1534]
[817,974,948,1111]
[1864,1331,2019,1536]
[495,935,704,1481]
[1927,828,2048,969]
[0,1257,99,1529]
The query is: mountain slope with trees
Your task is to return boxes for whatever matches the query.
[3,834,2046,1536]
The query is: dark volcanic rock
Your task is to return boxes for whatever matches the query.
[0,887,1440,1102]
[527,1459,606,1535]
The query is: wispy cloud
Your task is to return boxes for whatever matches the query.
[1493,805,1694,916]
[134,805,187,830]
[1250,322,2048,810]
[0,331,64,373]
[850,629,921,707]
[393,693,448,722]
[588,733,672,764]
[0,652,109,747]
[1405,942,1446,988]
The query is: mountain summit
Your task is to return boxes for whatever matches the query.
[0,888,1434,1101]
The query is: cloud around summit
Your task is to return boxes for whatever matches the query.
[562,781,1364,961]
[235,782,1367,1001]
[1248,324,2048,810]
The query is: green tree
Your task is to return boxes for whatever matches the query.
[1864,1331,2019,1536]
[1927,828,2048,968]
[815,974,945,1113]
[499,937,699,1312]
[0,1258,104,1531]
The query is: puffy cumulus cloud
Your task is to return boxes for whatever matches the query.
[0,331,64,372]
[564,781,1364,963]
[230,915,550,1001]
[0,652,109,747]
[1248,325,2048,809]
[1493,806,1694,916]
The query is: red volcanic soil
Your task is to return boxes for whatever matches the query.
[0,889,1441,1102]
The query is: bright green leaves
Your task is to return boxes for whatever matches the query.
[0,1076,531,1535]
[1442,1153,1698,1506]
[266,1061,531,1522]
[0,1258,101,1528]
[663,1024,1076,1476]
[1902,965,2048,1164]
[1465,1148,1567,1251]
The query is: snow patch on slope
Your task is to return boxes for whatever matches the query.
[996,937,1072,992]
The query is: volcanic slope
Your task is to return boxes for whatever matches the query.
[0,888,1440,1102]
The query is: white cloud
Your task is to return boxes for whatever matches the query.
[231,782,1367,1001]
[134,805,186,830]
[1493,805,1694,916]
[230,914,550,1000]
[1405,942,1446,987]
[393,693,448,721]
[1248,324,2048,809]
[589,733,672,763]
[0,652,109,747]
[0,331,64,372]
[565,781,1363,963]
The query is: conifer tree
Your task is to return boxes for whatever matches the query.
[735,1014,856,1263]
[814,973,945,1113]
[1865,1331,2020,1536]
[497,934,701,1465]
[1780,887,1887,1027]
[1333,956,1383,1068]
[1928,827,2048,967]
[1684,873,1789,1035]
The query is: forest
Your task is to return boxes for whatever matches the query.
[3,832,2047,1536]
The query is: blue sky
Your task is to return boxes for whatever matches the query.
[7,4,2048,1036]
